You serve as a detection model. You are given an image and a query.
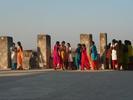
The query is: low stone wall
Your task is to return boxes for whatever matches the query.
[23,50,39,69]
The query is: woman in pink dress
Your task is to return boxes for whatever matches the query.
[53,41,60,70]
[81,44,90,70]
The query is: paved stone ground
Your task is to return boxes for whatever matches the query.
[0,70,133,100]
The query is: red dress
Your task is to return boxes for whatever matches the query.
[81,48,90,70]
[53,45,60,69]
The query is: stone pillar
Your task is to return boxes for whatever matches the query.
[0,36,13,69]
[80,34,93,54]
[100,33,107,69]
[37,34,51,69]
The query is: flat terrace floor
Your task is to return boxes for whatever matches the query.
[0,69,133,100]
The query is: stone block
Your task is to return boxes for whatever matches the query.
[37,34,51,68]
[0,36,13,69]
[100,33,107,69]
[23,50,39,69]
[80,34,93,54]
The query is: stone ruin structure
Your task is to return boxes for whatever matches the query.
[37,34,51,69]
[0,36,13,69]
[80,33,107,69]
[0,34,51,70]
[0,33,108,70]
[100,33,107,69]
[23,50,39,69]
[80,34,93,54]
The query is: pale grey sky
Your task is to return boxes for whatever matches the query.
[0,0,133,50]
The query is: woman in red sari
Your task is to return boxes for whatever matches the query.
[81,44,90,70]
[53,41,61,70]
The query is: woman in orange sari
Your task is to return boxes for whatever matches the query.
[17,41,23,70]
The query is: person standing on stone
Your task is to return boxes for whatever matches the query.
[11,43,17,70]
[81,44,90,70]
[67,43,73,70]
[90,41,98,70]
[60,41,67,70]
[53,41,61,70]
[75,44,81,70]
[17,41,24,70]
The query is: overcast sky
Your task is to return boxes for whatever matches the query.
[0,0,133,50]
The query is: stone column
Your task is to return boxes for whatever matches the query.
[37,34,51,69]
[100,33,107,69]
[0,36,13,69]
[80,34,93,54]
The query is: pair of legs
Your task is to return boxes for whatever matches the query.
[17,62,23,70]
[68,62,73,70]
[112,60,118,70]
[75,59,80,70]
[11,63,17,70]
[75,55,81,70]
[81,61,90,70]
[92,60,98,70]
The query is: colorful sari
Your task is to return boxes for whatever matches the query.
[90,45,98,70]
[81,48,90,70]
[17,47,23,69]
[53,45,60,69]
[75,47,81,69]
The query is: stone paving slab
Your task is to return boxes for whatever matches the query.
[0,70,133,100]
[0,69,115,77]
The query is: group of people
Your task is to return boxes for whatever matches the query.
[10,41,23,70]
[10,39,132,71]
[106,39,133,70]
[53,41,98,70]
[75,41,98,70]
[53,41,73,70]
[53,39,133,71]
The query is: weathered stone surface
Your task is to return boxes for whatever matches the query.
[37,34,51,68]
[23,50,39,69]
[80,34,93,54]
[0,36,13,69]
[100,33,107,69]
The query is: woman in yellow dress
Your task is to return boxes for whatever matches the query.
[60,41,67,70]
[17,41,24,70]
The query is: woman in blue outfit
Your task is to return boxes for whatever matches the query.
[75,44,81,70]
[90,41,98,70]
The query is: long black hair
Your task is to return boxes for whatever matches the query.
[17,41,23,51]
